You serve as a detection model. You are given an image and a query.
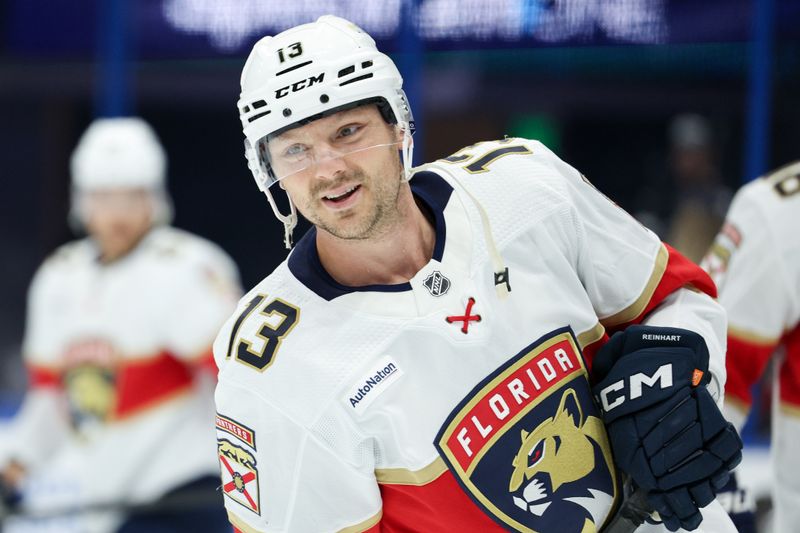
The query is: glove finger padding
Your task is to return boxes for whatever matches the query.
[653,390,742,490]
[641,388,696,453]
[591,326,743,531]
[688,480,716,508]
[647,492,701,532]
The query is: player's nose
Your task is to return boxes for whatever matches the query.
[312,151,349,181]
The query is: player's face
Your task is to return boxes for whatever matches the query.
[82,188,154,261]
[274,105,405,240]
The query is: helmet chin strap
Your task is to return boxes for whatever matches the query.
[264,186,298,250]
[400,122,415,181]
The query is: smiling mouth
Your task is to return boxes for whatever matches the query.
[323,184,361,203]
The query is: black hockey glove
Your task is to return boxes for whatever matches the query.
[591,325,742,532]
[0,475,22,516]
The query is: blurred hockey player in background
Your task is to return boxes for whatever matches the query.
[213,16,741,532]
[635,114,732,263]
[703,161,800,533]
[0,117,240,533]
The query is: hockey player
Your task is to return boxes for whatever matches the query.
[702,161,800,532]
[214,16,741,533]
[0,118,240,532]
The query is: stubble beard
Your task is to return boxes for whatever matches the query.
[307,166,404,242]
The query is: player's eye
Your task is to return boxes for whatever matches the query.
[283,143,308,159]
[337,124,361,139]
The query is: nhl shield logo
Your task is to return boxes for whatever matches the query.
[435,328,619,532]
[423,270,451,296]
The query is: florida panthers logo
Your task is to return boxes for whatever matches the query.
[62,338,119,429]
[508,389,614,531]
[435,328,619,532]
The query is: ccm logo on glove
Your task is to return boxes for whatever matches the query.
[598,364,673,411]
[598,364,705,412]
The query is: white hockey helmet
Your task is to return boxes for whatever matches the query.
[70,117,173,226]
[238,15,415,248]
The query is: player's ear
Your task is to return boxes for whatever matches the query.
[393,124,406,144]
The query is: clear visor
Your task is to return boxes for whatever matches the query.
[247,127,404,188]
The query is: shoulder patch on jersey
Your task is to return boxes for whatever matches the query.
[435,327,618,532]
[703,221,742,290]
[216,413,257,449]
[343,355,404,415]
[218,438,260,515]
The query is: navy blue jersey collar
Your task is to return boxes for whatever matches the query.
[288,171,453,301]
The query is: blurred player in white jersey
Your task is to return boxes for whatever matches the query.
[702,161,800,532]
[214,16,742,533]
[0,117,241,533]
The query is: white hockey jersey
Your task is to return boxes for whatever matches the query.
[702,161,800,532]
[215,139,731,533]
[1,226,240,518]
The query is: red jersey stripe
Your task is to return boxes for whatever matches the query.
[378,469,503,532]
[725,334,777,407]
[114,352,194,418]
[616,243,717,332]
[193,350,219,376]
[27,364,61,388]
[779,325,800,407]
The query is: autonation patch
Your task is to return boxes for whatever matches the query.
[345,355,404,415]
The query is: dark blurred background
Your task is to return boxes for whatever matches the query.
[1,0,798,438]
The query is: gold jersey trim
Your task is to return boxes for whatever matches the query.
[338,509,382,533]
[601,244,669,328]
[728,326,780,347]
[26,346,215,367]
[724,395,751,414]
[112,386,194,422]
[227,505,382,532]
[227,511,265,533]
[577,322,605,349]
[375,457,448,485]
[780,402,800,418]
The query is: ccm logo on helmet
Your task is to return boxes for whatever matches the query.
[275,73,325,99]
[597,363,673,412]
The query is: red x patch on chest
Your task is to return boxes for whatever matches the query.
[446,297,482,334]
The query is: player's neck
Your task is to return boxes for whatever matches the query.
[94,227,152,264]
[315,190,435,287]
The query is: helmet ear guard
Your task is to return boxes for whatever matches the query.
[399,120,415,182]
[238,15,415,247]
[244,137,298,249]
